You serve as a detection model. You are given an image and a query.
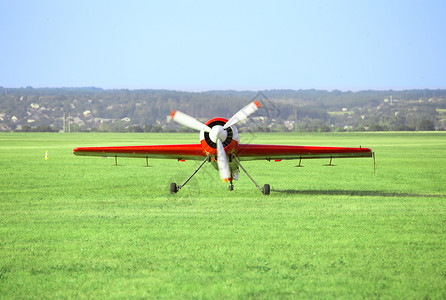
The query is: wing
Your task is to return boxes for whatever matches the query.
[235,144,373,161]
[73,144,206,160]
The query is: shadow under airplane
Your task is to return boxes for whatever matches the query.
[272,189,445,198]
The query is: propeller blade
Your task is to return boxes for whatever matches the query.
[217,139,231,182]
[223,100,261,129]
[170,110,211,132]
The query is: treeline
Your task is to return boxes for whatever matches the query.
[15,125,59,132]
[0,87,445,132]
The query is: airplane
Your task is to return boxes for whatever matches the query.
[73,100,374,195]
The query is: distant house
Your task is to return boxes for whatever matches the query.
[0,124,9,131]
[30,103,40,110]
[94,118,113,124]
[284,120,295,131]
[73,117,85,126]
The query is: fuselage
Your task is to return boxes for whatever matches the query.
[199,117,240,174]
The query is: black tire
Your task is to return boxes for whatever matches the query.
[228,185,234,191]
[170,182,178,194]
[262,184,270,195]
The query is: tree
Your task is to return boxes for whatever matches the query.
[417,119,435,131]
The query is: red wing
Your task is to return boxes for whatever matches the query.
[235,144,373,161]
[73,144,206,160]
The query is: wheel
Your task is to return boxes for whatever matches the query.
[170,182,178,194]
[262,184,270,195]
[228,184,234,191]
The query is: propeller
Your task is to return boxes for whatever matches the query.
[170,110,212,133]
[217,139,231,182]
[170,100,261,181]
[223,100,261,129]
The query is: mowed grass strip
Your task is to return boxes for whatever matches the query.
[0,132,445,298]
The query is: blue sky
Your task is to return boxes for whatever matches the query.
[1,0,445,91]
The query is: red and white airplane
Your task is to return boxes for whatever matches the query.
[73,101,373,195]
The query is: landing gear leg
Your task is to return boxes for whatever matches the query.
[228,181,234,191]
[170,155,210,194]
[232,156,270,196]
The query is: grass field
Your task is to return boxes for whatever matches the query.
[1,132,445,299]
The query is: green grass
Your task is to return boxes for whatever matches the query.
[1,132,446,299]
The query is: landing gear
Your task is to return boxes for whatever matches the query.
[262,184,270,195]
[169,154,270,195]
[233,155,270,196]
[170,155,209,194]
[170,182,178,194]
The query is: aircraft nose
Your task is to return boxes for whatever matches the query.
[209,125,228,143]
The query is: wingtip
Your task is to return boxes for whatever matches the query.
[253,100,261,108]
[170,110,177,119]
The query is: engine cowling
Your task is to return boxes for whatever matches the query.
[199,118,240,156]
